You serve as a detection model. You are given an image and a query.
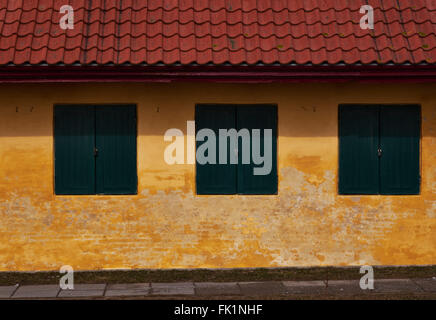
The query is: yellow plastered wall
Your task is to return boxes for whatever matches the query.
[0,82,435,271]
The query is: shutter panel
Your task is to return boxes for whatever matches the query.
[95,105,137,195]
[236,105,278,194]
[54,105,95,195]
[196,105,237,194]
[380,105,420,195]
[339,105,379,194]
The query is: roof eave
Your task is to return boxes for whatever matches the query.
[0,65,435,83]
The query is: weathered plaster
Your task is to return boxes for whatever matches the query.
[0,83,434,271]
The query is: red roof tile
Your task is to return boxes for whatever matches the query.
[0,0,435,66]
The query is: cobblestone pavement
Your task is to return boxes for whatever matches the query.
[0,278,435,299]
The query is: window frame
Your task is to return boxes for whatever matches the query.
[338,104,421,196]
[53,104,138,196]
[195,103,278,196]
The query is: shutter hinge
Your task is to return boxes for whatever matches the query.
[377,147,382,157]
[94,147,99,157]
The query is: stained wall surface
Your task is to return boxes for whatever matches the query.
[0,82,434,271]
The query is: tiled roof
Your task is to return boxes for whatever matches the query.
[0,0,435,66]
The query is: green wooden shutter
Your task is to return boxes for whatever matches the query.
[95,105,137,195]
[339,105,379,194]
[196,105,237,194]
[236,105,277,195]
[54,105,96,195]
[380,105,420,195]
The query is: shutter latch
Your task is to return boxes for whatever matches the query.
[94,147,99,157]
[377,147,382,157]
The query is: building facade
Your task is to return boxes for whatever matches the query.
[0,82,435,271]
[0,1,435,271]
